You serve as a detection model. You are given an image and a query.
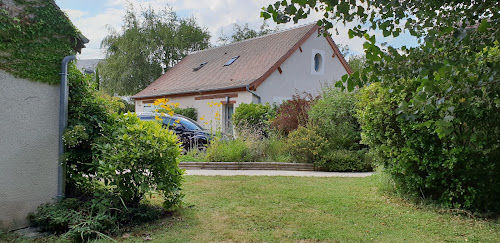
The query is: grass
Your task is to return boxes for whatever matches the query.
[12,175,500,242]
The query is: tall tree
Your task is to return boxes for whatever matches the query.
[99,5,210,95]
[218,21,277,45]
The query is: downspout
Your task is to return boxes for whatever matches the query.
[246,85,261,104]
[58,55,76,199]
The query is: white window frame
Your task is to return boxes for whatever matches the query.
[311,49,325,75]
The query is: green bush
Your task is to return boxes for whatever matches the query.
[289,86,372,171]
[173,107,197,120]
[286,126,327,163]
[64,66,114,191]
[233,103,275,134]
[29,192,164,242]
[309,87,361,151]
[316,149,372,172]
[34,66,185,241]
[93,113,184,208]
[357,74,500,212]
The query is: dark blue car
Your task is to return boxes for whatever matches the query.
[137,112,212,151]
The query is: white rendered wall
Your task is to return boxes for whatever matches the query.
[255,35,349,104]
[0,70,59,230]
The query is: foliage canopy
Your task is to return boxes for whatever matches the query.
[0,0,80,84]
[264,1,499,212]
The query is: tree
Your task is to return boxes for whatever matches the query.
[263,1,500,212]
[347,54,365,74]
[99,5,210,95]
[218,21,277,45]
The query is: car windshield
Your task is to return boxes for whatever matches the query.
[137,114,204,131]
[178,117,203,130]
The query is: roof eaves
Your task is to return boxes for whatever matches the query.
[325,35,353,74]
[131,85,249,100]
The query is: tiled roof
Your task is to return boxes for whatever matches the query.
[133,24,320,99]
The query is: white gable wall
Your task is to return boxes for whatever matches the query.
[255,34,348,104]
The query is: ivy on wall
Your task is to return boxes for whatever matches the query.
[0,0,81,84]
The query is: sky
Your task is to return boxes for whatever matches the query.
[54,0,417,60]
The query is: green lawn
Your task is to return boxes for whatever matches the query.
[114,175,499,242]
[11,175,500,242]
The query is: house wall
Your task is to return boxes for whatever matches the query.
[0,70,60,230]
[135,91,254,133]
[255,34,349,104]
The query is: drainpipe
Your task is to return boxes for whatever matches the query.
[58,55,76,200]
[246,85,261,104]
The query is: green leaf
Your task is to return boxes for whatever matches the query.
[348,29,354,39]
[261,11,271,19]
[435,120,453,139]
[383,29,391,37]
[477,19,489,33]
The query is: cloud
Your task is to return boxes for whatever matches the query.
[58,0,416,59]
[61,9,88,19]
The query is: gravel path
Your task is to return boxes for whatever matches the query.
[184,170,375,177]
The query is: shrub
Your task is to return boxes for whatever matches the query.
[173,107,197,121]
[204,129,290,162]
[93,113,184,208]
[315,149,372,172]
[29,192,165,242]
[232,103,275,134]
[64,66,114,192]
[309,87,362,150]
[205,139,252,162]
[357,74,500,212]
[291,86,372,171]
[271,92,317,135]
[286,126,327,163]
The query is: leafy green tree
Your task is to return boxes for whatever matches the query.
[218,21,277,44]
[263,1,500,212]
[99,5,210,95]
[347,54,365,74]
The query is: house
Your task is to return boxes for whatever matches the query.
[132,23,351,133]
[0,0,86,230]
[76,59,102,75]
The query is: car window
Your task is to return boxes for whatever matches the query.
[162,117,181,129]
[179,117,203,130]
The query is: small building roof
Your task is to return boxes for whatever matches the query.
[133,23,350,99]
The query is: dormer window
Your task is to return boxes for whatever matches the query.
[224,56,239,66]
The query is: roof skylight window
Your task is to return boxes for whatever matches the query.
[224,56,239,66]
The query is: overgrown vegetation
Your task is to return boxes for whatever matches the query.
[0,0,80,84]
[232,103,275,135]
[205,130,289,162]
[284,87,372,171]
[263,0,500,213]
[32,66,184,241]
[202,89,370,171]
